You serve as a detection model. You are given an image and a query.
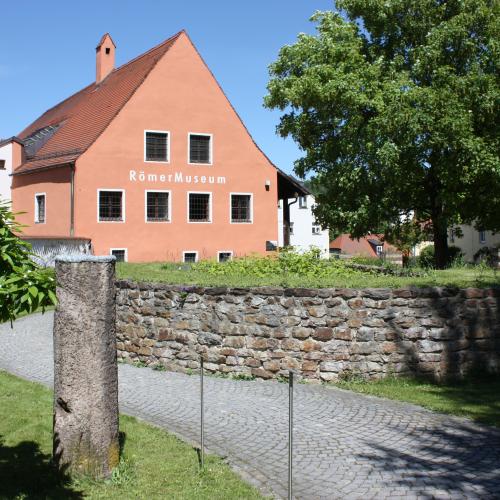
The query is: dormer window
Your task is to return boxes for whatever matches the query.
[145,130,169,162]
[189,133,212,164]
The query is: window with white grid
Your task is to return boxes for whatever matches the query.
[188,193,211,222]
[231,194,252,223]
[99,191,123,221]
[146,191,170,222]
[145,131,169,162]
[189,134,212,164]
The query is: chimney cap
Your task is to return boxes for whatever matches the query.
[96,33,116,50]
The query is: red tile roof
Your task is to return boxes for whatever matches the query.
[14,31,183,175]
[330,234,399,256]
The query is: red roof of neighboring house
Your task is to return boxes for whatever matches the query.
[330,234,398,256]
[14,31,183,175]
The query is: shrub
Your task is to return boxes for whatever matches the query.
[0,198,56,323]
[417,244,464,268]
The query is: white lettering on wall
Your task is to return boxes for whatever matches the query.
[129,170,227,185]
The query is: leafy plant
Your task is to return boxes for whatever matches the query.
[418,244,463,269]
[0,198,56,324]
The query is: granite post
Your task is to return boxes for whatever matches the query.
[53,256,119,478]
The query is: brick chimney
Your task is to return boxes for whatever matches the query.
[96,33,116,83]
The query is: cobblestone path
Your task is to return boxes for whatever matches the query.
[1,312,500,499]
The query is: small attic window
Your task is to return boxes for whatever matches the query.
[0,160,5,170]
[105,48,111,54]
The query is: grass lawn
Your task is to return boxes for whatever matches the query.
[116,261,500,289]
[0,371,263,499]
[335,375,500,428]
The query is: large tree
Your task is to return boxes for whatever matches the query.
[265,0,500,268]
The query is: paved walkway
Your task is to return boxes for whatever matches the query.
[1,312,500,499]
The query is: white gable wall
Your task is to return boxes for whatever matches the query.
[0,143,12,202]
[278,194,329,258]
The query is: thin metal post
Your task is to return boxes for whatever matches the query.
[288,371,294,500]
[200,355,205,469]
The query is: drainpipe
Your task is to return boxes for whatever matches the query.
[284,193,299,247]
[70,164,75,237]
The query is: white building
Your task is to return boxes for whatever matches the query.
[0,138,15,202]
[278,194,330,258]
[449,225,500,262]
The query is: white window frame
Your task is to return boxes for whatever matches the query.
[182,250,198,263]
[144,190,172,223]
[97,189,126,223]
[110,248,128,262]
[217,250,233,263]
[188,132,213,166]
[298,196,307,209]
[376,245,383,255]
[312,224,321,235]
[479,230,486,244]
[34,192,46,224]
[144,129,170,164]
[230,192,253,224]
[187,191,212,224]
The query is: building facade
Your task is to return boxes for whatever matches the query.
[277,194,330,257]
[0,139,18,202]
[9,32,303,262]
[449,225,500,262]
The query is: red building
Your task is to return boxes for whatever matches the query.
[8,31,304,262]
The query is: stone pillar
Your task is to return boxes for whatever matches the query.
[53,256,119,478]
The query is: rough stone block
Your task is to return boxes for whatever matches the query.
[313,327,334,341]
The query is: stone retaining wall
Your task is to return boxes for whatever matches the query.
[116,281,500,381]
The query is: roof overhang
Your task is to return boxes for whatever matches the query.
[0,136,24,148]
[277,168,310,200]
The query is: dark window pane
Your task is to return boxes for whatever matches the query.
[189,193,210,221]
[184,252,197,263]
[218,252,232,262]
[111,249,126,262]
[145,132,168,162]
[36,195,45,223]
[0,160,5,170]
[231,194,251,222]
[189,135,211,164]
[147,192,169,221]
[99,191,123,221]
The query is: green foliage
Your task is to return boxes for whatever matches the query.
[265,1,500,268]
[0,199,56,324]
[335,374,500,427]
[117,258,499,289]
[193,248,365,282]
[418,244,463,268]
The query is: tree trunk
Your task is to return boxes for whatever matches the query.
[432,217,449,269]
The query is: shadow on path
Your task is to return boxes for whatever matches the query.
[0,437,83,499]
[358,419,500,497]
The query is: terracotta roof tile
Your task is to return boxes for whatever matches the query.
[14,31,183,175]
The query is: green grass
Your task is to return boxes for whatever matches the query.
[116,261,499,289]
[335,374,500,427]
[0,371,263,499]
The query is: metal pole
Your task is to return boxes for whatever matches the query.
[200,355,205,469]
[288,371,293,500]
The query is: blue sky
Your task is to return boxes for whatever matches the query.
[0,0,333,175]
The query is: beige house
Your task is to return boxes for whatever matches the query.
[449,225,500,262]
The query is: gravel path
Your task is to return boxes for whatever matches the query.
[1,312,500,499]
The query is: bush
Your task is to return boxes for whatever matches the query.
[417,244,464,268]
[0,198,56,323]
